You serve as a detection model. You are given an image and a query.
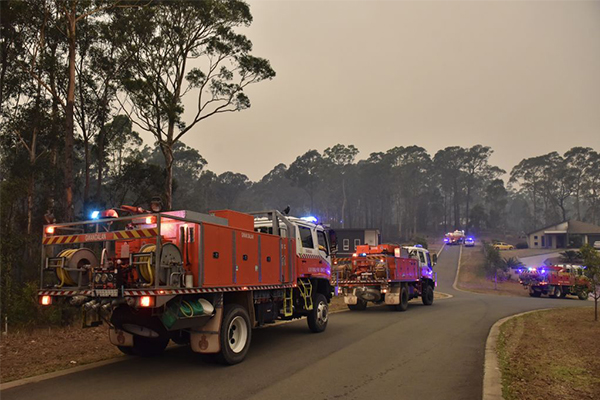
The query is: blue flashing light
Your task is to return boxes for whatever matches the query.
[468,237,474,241]
[360,253,367,256]
[301,216,318,223]
[540,269,546,274]
[443,238,449,243]
[414,244,423,248]
[91,210,100,220]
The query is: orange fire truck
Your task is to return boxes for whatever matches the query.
[334,244,437,311]
[38,209,334,364]
[518,265,591,300]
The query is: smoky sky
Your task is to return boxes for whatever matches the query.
[162,0,600,181]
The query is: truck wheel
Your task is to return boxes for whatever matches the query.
[560,289,568,298]
[394,285,409,312]
[217,304,251,365]
[132,335,170,357]
[307,293,328,333]
[554,286,562,298]
[347,299,367,311]
[578,291,588,301]
[422,284,434,306]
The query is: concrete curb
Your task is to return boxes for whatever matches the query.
[482,308,552,400]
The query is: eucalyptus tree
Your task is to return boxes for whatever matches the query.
[433,147,466,229]
[510,155,547,227]
[113,0,275,209]
[286,150,324,214]
[565,147,596,221]
[323,144,359,227]
[461,145,504,233]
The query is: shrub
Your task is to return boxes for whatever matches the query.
[410,236,428,249]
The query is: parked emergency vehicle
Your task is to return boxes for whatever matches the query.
[444,230,465,245]
[38,209,334,364]
[518,265,590,300]
[334,244,437,311]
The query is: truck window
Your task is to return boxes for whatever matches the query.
[317,230,329,255]
[426,252,432,267]
[343,238,349,251]
[418,251,426,264]
[354,239,360,250]
[299,226,314,249]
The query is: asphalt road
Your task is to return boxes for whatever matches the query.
[3,246,592,400]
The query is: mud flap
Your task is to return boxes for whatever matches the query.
[385,286,400,305]
[344,294,358,305]
[109,327,134,347]
[191,305,223,354]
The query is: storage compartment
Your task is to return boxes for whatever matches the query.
[210,210,254,231]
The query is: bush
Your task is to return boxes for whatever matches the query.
[515,242,528,249]
[410,236,428,249]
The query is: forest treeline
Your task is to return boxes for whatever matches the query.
[1,0,599,326]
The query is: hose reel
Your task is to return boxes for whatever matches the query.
[55,248,97,287]
[137,243,183,286]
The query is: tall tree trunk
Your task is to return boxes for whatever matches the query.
[83,139,90,203]
[26,128,38,236]
[163,143,174,211]
[96,123,105,201]
[64,12,76,220]
[341,177,346,228]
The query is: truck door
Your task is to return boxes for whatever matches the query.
[316,228,331,266]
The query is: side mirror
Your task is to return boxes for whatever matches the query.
[432,254,438,265]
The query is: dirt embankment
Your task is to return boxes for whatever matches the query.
[0,325,121,384]
[497,307,600,400]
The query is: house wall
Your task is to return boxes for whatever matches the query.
[335,229,381,256]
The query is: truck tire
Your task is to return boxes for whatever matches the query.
[553,286,562,298]
[393,285,409,312]
[560,288,568,298]
[578,291,588,301]
[217,304,251,365]
[347,298,367,311]
[307,293,328,333]
[422,284,434,306]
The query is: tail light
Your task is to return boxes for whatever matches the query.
[40,295,52,306]
[139,296,155,308]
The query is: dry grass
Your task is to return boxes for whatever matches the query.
[498,308,600,400]
[0,325,121,383]
[457,246,529,297]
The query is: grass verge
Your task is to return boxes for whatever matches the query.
[497,307,600,400]
[457,246,528,297]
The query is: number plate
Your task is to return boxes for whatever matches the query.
[95,289,119,297]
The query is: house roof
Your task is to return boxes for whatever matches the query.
[567,220,600,234]
[528,220,600,235]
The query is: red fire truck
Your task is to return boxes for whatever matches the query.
[38,209,334,364]
[334,244,437,311]
[518,265,590,300]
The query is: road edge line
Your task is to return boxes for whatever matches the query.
[482,308,553,400]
